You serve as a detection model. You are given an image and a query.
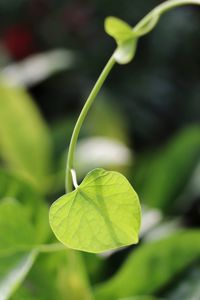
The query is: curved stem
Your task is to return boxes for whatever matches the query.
[66,55,116,193]
[65,0,200,193]
[134,0,200,33]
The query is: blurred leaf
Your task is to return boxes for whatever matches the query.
[75,137,132,178]
[11,250,93,300]
[118,297,163,300]
[1,50,74,87]
[82,253,105,285]
[0,168,50,244]
[94,230,200,300]
[50,168,141,253]
[85,96,129,143]
[0,82,52,190]
[142,218,180,244]
[0,171,49,299]
[165,263,200,300]
[57,250,94,300]
[0,250,37,300]
[134,125,200,212]
[0,198,38,256]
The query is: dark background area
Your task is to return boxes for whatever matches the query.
[1,0,200,150]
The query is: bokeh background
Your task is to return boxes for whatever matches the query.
[0,1,200,299]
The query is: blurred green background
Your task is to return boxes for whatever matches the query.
[0,0,200,299]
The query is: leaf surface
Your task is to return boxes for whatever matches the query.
[50,168,141,253]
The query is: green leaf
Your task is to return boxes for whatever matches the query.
[105,17,134,44]
[50,168,141,253]
[11,251,93,300]
[0,250,37,300]
[0,168,50,244]
[105,17,137,64]
[114,38,138,64]
[0,81,52,189]
[0,198,37,256]
[2,49,74,87]
[134,125,200,213]
[94,230,200,300]
[0,172,49,298]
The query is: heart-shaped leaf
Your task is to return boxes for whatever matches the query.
[49,168,141,253]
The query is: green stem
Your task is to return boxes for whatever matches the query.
[134,0,200,32]
[65,0,200,193]
[37,243,66,253]
[66,55,116,193]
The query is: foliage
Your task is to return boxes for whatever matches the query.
[50,168,141,253]
[0,0,200,299]
[0,82,52,190]
[94,230,200,299]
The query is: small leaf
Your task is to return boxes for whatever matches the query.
[114,38,138,64]
[105,17,137,65]
[49,168,141,253]
[105,17,134,44]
